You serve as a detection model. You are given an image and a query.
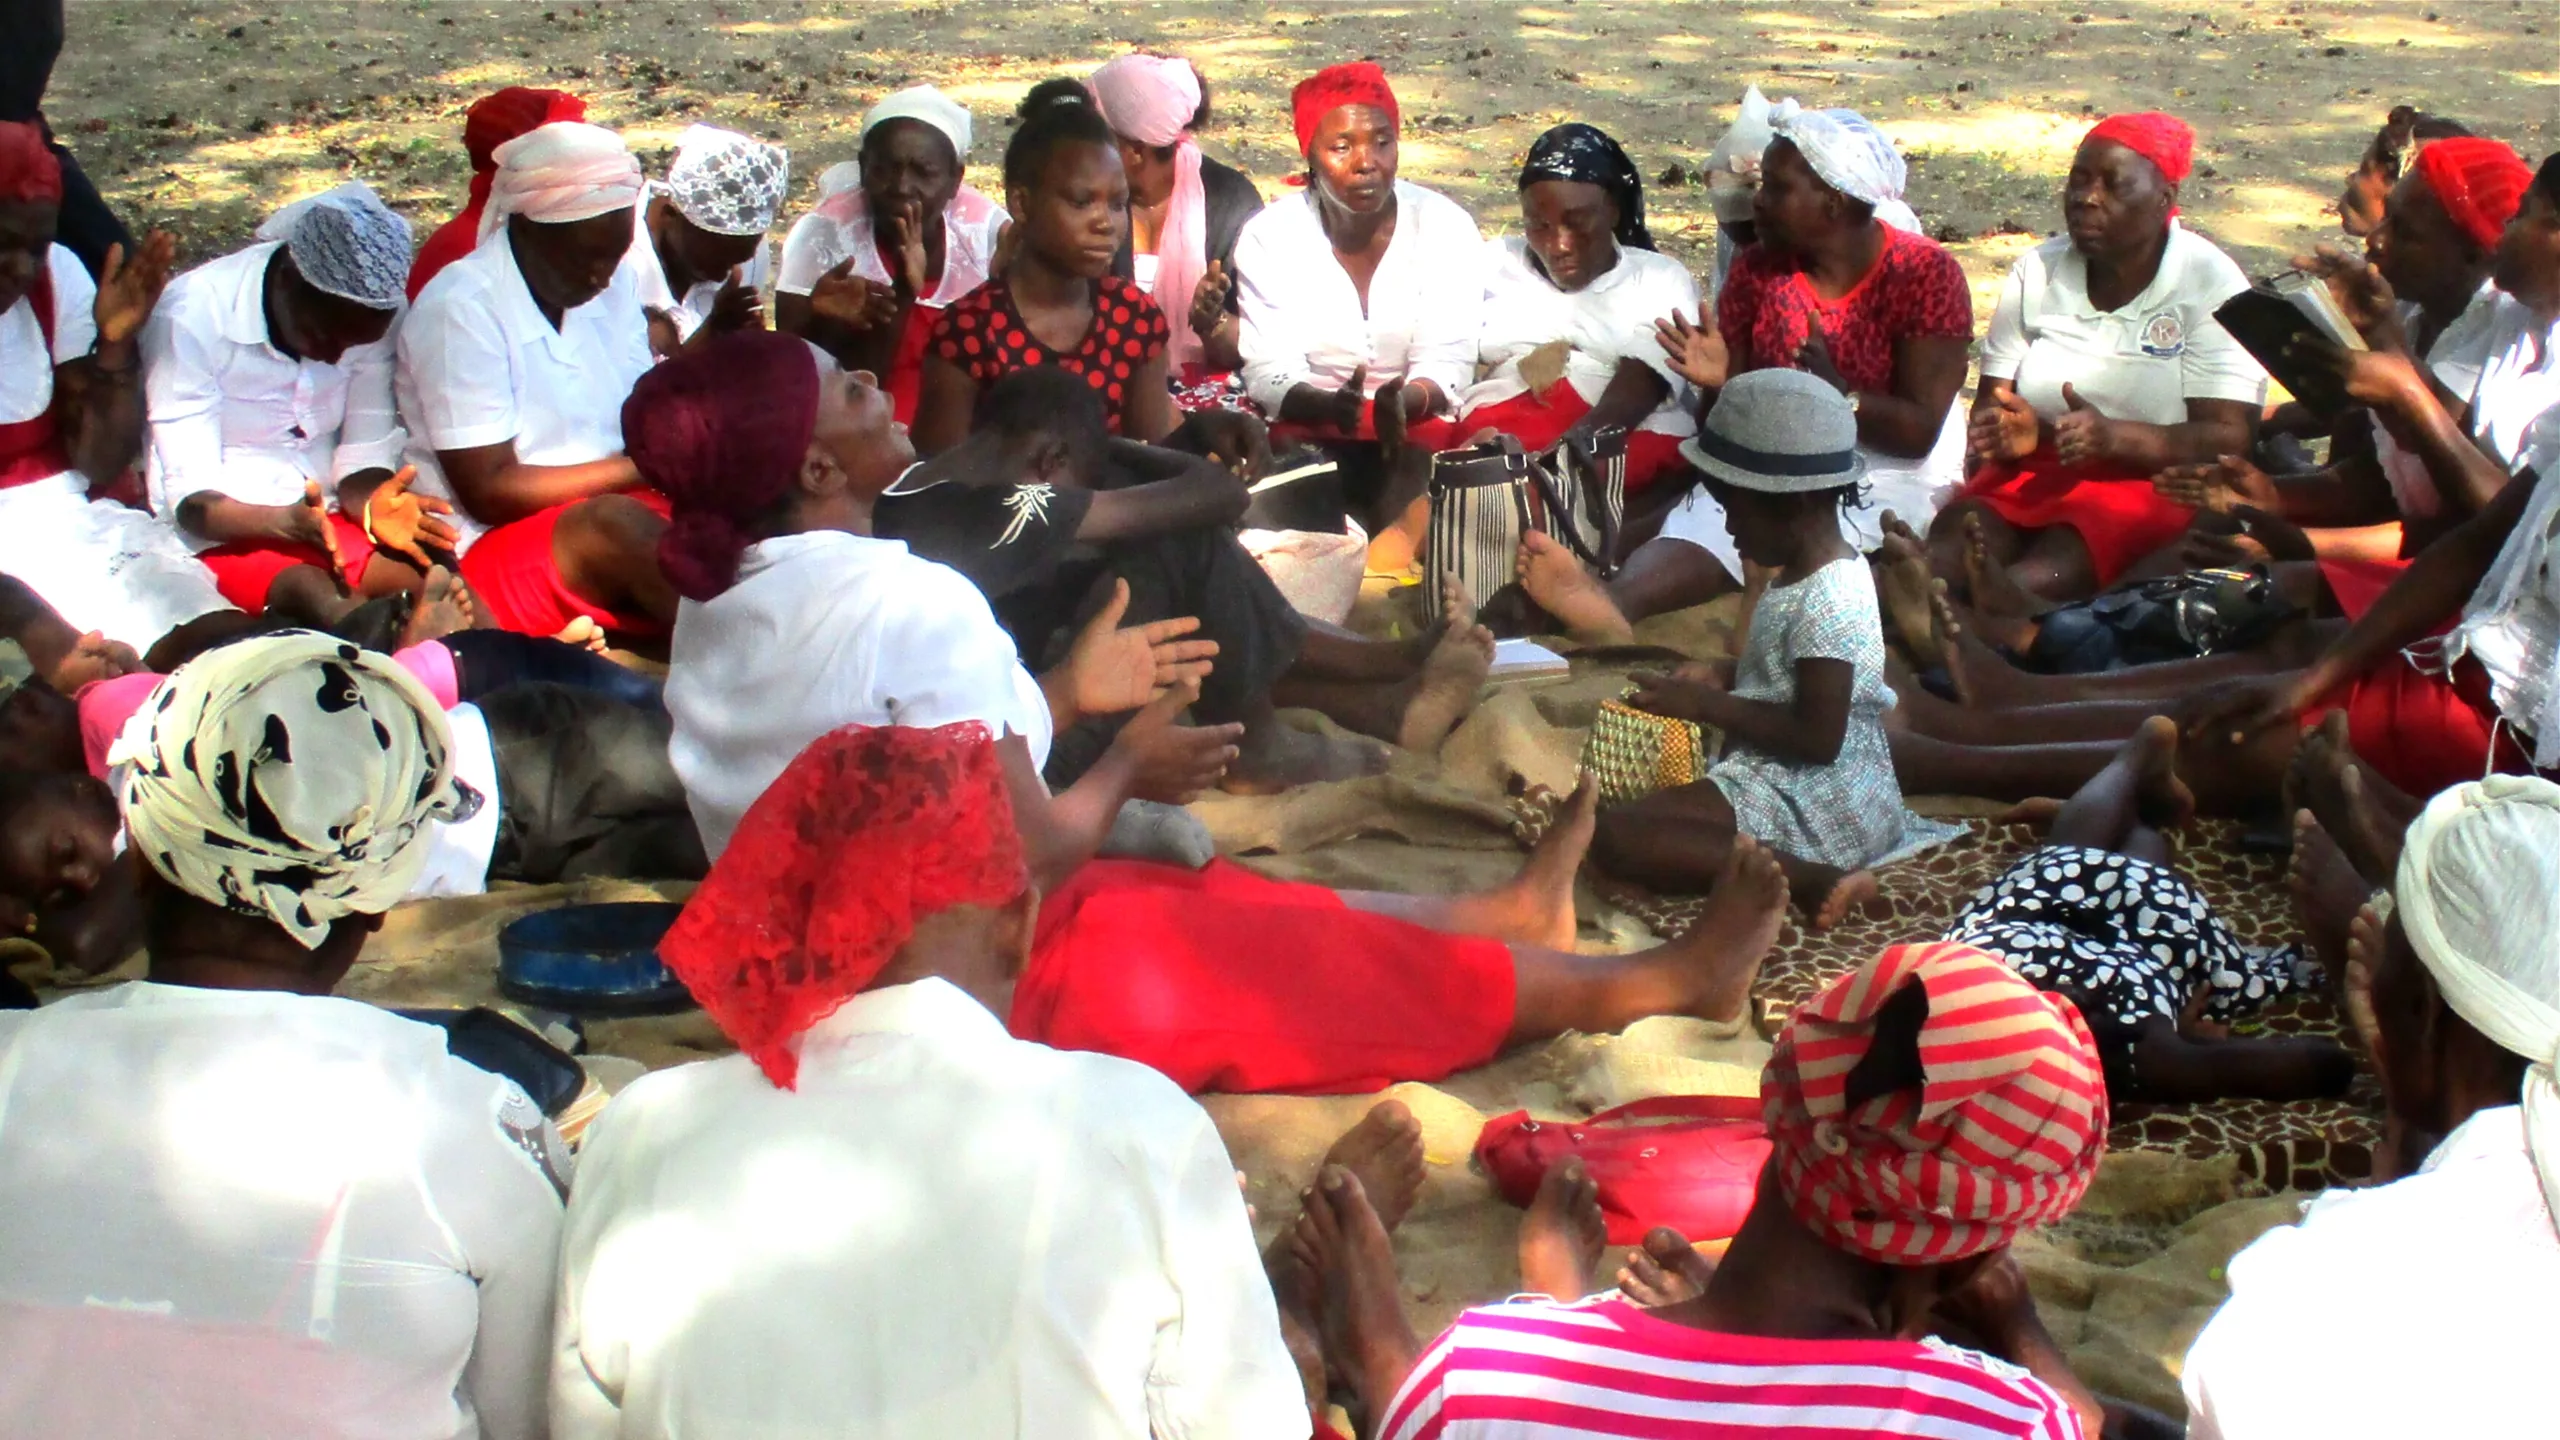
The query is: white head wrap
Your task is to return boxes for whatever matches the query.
[253,180,412,310]
[2396,774,2560,1231]
[665,124,789,236]
[1707,86,1776,226]
[861,84,973,165]
[108,631,482,950]
[1769,100,1923,235]
[479,120,645,240]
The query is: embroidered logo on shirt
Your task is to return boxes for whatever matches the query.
[995,483,1057,548]
[2139,311,2187,358]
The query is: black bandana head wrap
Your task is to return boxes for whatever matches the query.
[1519,122,1653,251]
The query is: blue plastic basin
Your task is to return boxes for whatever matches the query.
[497,902,695,1016]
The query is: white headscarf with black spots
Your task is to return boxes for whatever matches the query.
[253,180,413,311]
[108,631,482,949]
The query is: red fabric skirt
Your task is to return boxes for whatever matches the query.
[458,492,671,638]
[2316,555,2413,624]
[196,514,376,613]
[2308,652,2531,801]
[1009,858,1516,1095]
[1960,448,2190,587]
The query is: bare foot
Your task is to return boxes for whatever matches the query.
[1873,513,1940,659]
[1397,615,1495,752]
[1657,836,1791,1024]
[1516,530,1634,646]
[1963,510,2053,621]
[2292,712,2414,885]
[1320,1099,1427,1233]
[2342,898,2388,1065]
[2290,810,2367,983]
[1997,796,2066,830]
[1617,1226,1716,1307]
[552,615,607,653]
[1224,720,1391,794]
[2126,714,2197,830]
[1810,869,1880,932]
[397,564,473,648]
[1289,1167,1422,1425]
[1517,1158,1608,1302]
[1930,587,2040,709]
[1455,774,1596,948]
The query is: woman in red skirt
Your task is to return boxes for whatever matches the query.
[1931,113,2266,603]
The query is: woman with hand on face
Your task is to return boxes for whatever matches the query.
[1233,62,1484,567]
[773,85,1008,425]
[1932,112,2266,605]
[1086,53,1263,405]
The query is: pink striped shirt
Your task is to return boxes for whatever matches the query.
[1381,1298,2083,1440]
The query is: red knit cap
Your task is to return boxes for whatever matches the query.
[2414,136,2533,252]
[1291,62,1399,156]
[2083,111,2195,186]
[0,121,63,206]
[658,721,1031,1090]
[624,329,824,603]
[1761,941,2108,1265]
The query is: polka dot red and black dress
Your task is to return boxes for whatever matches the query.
[928,275,1172,435]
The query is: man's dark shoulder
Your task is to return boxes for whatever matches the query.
[874,476,1093,594]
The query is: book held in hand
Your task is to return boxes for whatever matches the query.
[2213,270,2370,420]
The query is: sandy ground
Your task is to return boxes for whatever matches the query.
[38,0,2556,1421]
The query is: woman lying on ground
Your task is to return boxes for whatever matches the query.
[1930,112,2265,604]
[1561,102,1969,627]
[1233,61,1484,566]
[0,122,236,668]
[141,182,452,623]
[773,85,1008,424]
[1538,370,1961,919]
[913,81,1263,470]
[1086,53,1262,399]
[632,331,1801,1093]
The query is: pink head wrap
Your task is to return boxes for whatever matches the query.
[478,121,644,240]
[1089,54,1212,375]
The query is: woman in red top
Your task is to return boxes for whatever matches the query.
[915,82,1180,452]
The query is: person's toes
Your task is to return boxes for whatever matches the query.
[1321,1099,1428,1232]
[1813,870,1880,932]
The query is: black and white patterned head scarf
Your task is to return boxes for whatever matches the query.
[1519,122,1654,251]
[108,631,482,950]
[253,180,413,311]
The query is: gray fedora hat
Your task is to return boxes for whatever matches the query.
[1677,368,1868,494]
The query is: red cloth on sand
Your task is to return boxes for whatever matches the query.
[2309,651,2531,802]
[1960,446,2191,587]
[1010,858,1517,1095]
[196,513,376,613]
[458,490,671,638]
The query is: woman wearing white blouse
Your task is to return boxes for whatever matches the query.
[1234,61,1482,565]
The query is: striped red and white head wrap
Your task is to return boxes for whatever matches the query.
[1762,941,2107,1265]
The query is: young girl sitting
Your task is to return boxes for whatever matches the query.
[1553,369,1961,922]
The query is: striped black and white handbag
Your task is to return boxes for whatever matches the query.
[1424,426,1627,612]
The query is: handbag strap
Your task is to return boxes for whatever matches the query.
[1523,448,1610,570]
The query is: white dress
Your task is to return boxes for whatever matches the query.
[1705,555,1961,870]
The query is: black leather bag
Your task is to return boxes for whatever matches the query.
[1424,426,1626,610]
[2026,566,2301,673]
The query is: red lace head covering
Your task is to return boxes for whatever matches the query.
[624,329,824,602]
[2082,111,2195,188]
[1761,941,2107,1265]
[461,86,588,205]
[0,121,63,205]
[658,722,1030,1089]
[1291,62,1399,157]
[2414,136,2533,252]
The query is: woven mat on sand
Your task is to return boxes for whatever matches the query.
[1588,816,2383,1192]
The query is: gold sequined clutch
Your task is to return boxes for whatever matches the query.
[1579,695,1722,807]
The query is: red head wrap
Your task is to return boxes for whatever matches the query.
[461,86,588,208]
[1291,62,1399,157]
[624,329,824,603]
[1761,941,2107,1266]
[2414,136,2533,252]
[658,721,1030,1089]
[0,121,64,206]
[2082,111,2195,187]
